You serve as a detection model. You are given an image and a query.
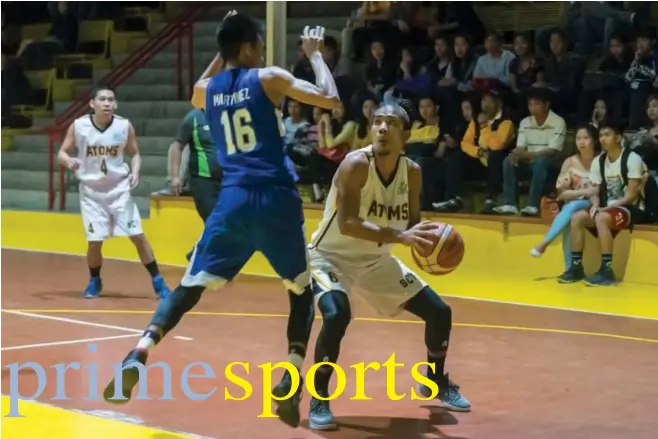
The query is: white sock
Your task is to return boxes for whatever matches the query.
[136,335,155,351]
[288,352,304,370]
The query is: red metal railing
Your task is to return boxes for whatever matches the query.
[46,3,209,210]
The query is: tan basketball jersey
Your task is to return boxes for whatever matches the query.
[74,114,131,191]
[310,146,412,261]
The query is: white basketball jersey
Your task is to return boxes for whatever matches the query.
[74,114,131,190]
[310,146,412,260]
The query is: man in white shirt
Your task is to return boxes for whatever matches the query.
[494,89,566,216]
[559,121,647,286]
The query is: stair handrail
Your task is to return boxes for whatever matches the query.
[49,4,208,132]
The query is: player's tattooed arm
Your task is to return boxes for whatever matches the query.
[125,123,141,188]
[57,123,80,170]
[407,160,423,229]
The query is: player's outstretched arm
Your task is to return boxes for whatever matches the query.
[56,123,79,170]
[125,123,142,188]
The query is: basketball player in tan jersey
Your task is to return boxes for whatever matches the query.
[305,98,471,430]
[57,87,171,300]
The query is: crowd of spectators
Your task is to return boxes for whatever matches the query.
[274,1,658,228]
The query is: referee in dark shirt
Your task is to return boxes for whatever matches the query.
[168,108,222,221]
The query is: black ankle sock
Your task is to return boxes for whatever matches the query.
[313,367,332,396]
[428,354,446,381]
[601,253,612,269]
[144,260,160,278]
[571,252,583,265]
[89,267,101,278]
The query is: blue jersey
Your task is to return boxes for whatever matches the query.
[205,67,298,187]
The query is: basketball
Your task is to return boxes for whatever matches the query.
[411,222,464,275]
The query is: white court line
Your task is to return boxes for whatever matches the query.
[2,310,193,341]
[4,246,658,322]
[1,334,139,351]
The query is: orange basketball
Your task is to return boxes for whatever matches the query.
[411,222,464,275]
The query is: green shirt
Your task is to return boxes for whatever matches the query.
[176,108,222,180]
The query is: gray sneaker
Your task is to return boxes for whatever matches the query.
[417,372,472,412]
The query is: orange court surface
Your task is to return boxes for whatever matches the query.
[2,248,658,439]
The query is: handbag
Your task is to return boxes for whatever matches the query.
[317,143,349,163]
[540,196,561,223]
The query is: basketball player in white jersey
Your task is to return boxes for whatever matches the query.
[56,87,171,300]
[305,99,471,430]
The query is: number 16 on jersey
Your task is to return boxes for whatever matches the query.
[221,109,256,155]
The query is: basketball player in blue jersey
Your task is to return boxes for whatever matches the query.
[102,11,340,429]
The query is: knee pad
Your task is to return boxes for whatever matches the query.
[318,290,352,331]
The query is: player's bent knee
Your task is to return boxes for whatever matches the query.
[318,290,351,329]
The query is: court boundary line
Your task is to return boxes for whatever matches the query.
[4,246,658,322]
[2,310,193,341]
[3,308,657,344]
[1,334,139,351]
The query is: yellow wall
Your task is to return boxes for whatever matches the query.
[2,198,657,319]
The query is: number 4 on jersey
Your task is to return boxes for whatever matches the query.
[100,159,107,175]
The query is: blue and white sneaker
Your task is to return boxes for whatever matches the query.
[417,372,471,412]
[83,277,102,298]
[583,266,617,287]
[308,396,338,430]
[151,274,171,299]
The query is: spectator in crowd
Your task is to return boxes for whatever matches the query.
[494,88,566,216]
[352,94,378,149]
[426,35,452,85]
[440,34,477,93]
[531,124,600,258]
[286,107,340,203]
[590,98,608,128]
[578,34,632,124]
[629,95,658,184]
[321,99,357,152]
[404,96,442,210]
[47,1,78,53]
[283,99,310,150]
[388,1,434,48]
[509,32,544,116]
[430,2,486,45]
[561,121,648,286]
[536,29,585,115]
[435,90,515,213]
[624,28,658,128]
[437,34,477,125]
[536,2,639,57]
[365,39,397,99]
[344,1,394,62]
[471,32,515,91]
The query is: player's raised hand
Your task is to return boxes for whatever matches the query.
[301,25,325,58]
[222,10,238,21]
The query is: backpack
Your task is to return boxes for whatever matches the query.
[599,148,658,226]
